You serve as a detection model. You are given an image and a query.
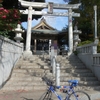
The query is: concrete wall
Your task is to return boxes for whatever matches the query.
[92,54,100,80]
[77,42,100,80]
[0,35,23,88]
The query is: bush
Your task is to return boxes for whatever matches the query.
[77,40,100,53]
[78,40,93,46]
[97,42,100,53]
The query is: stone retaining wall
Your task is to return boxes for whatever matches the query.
[0,35,23,88]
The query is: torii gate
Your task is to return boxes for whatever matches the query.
[19,0,81,55]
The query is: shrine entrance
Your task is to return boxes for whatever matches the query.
[36,40,49,50]
[19,0,81,55]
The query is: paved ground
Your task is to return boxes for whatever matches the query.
[0,90,100,100]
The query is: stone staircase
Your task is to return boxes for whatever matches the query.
[1,54,100,92]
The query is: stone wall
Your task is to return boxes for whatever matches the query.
[0,35,23,88]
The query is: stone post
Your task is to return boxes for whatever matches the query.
[68,9,73,55]
[25,6,33,55]
[52,56,56,76]
[34,39,37,53]
[56,63,60,86]
[94,5,97,39]
[51,46,54,67]
[93,5,99,54]
[49,39,51,55]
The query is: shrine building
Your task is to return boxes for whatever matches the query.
[25,18,68,54]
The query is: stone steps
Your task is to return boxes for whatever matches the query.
[60,76,97,81]
[1,54,100,92]
[60,67,88,71]
[11,71,96,79]
[1,85,47,91]
[61,80,100,86]
[13,68,50,73]
[3,80,46,86]
[8,74,98,83]
[10,76,42,81]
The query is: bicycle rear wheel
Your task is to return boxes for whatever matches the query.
[68,90,91,100]
[39,91,52,100]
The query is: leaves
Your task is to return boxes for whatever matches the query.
[68,0,100,40]
[0,0,45,37]
[0,7,21,35]
[2,0,45,22]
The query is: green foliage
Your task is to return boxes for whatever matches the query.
[0,30,10,38]
[2,0,45,22]
[0,0,45,38]
[97,42,100,53]
[0,7,21,37]
[78,40,93,46]
[73,50,78,55]
[77,40,100,53]
[67,0,100,39]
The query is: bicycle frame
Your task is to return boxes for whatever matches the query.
[48,85,62,100]
[48,85,77,100]
[64,85,87,100]
[64,85,78,100]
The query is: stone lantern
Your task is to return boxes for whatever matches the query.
[13,24,24,43]
[73,25,81,51]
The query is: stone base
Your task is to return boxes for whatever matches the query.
[23,50,32,58]
[68,51,73,56]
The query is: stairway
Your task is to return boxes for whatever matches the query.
[1,54,100,92]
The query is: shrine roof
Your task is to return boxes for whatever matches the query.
[31,17,67,35]
[32,17,56,30]
[32,29,59,34]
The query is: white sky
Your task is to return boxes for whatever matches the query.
[21,0,68,31]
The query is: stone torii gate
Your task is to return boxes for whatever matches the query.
[19,0,81,55]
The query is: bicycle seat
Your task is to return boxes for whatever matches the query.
[68,80,78,86]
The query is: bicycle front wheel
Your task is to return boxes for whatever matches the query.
[39,91,52,100]
[68,90,91,100]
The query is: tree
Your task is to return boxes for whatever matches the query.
[63,0,100,41]
[2,0,45,22]
[0,0,45,37]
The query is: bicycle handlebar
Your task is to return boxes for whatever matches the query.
[42,77,54,86]
[42,77,61,89]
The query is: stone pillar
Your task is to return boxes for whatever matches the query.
[49,39,51,55]
[25,6,33,55]
[56,63,60,86]
[94,5,97,39]
[68,8,73,55]
[34,39,37,53]
[94,5,99,48]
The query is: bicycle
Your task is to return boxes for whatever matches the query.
[39,76,91,100]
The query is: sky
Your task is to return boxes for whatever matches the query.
[21,0,68,31]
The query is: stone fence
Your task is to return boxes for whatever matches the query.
[0,35,23,88]
[77,42,100,80]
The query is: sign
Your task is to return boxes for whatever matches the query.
[48,2,53,14]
